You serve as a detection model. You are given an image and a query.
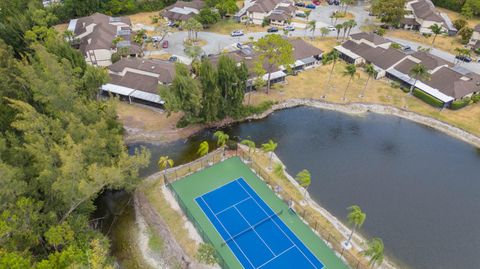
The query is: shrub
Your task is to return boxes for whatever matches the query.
[412,88,444,107]
[450,97,471,110]
[196,243,218,265]
[390,81,401,89]
[111,52,121,63]
[472,93,480,103]
[226,139,238,150]
[400,86,410,93]
[241,100,275,117]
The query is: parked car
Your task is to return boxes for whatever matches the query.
[456,55,472,63]
[236,42,243,49]
[168,56,178,62]
[312,0,321,5]
[295,1,305,7]
[231,30,244,37]
[295,12,307,18]
[327,0,334,4]
[402,45,412,52]
[305,3,316,9]
[267,27,279,32]
[284,25,295,31]
[327,25,336,31]
[334,0,340,5]
[162,40,169,48]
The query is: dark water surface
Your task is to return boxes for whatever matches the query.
[127,107,480,269]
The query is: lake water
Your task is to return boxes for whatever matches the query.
[127,106,480,269]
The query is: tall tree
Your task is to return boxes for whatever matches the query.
[261,139,278,169]
[158,156,174,184]
[409,63,430,95]
[429,24,443,47]
[360,64,377,98]
[307,20,317,39]
[196,8,221,27]
[217,55,247,118]
[241,139,256,161]
[362,238,385,267]
[322,50,340,98]
[320,27,330,39]
[342,64,358,100]
[199,59,221,122]
[254,34,294,93]
[161,63,203,125]
[344,205,366,250]
[335,23,343,40]
[213,130,229,158]
[371,0,406,26]
[341,0,355,13]
[295,169,312,195]
[345,19,357,38]
[215,0,238,18]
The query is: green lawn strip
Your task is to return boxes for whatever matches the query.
[171,157,348,269]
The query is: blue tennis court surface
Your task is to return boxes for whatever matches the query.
[195,178,325,269]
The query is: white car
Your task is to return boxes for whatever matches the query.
[231,30,244,37]
[328,26,336,31]
[284,25,295,31]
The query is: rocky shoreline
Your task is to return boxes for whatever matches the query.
[124,99,480,149]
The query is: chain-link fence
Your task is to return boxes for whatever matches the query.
[163,145,373,269]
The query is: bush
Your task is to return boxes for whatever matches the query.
[111,52,121,63]
[226,139,238,150]
[450,97,471,110]
[400,86,410,93]
[240,100,275,117]
[472,93,480,103]
[196,243,218,265]
[412,88,444,107]
[390,81,401,89]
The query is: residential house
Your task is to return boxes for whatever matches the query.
[237,0,296,26]
[468,24,480,50]
[210,38,322,90]
[162,0,205,23]
[401,0,457,35]
[67,13,142,67]
[336,32,479,106]
[101,58,176,106]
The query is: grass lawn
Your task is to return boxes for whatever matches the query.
[129,11,163,26]
[436,7,480,28]
[53,23,68,33]
[206,19,266,35]
[386,29,465,56]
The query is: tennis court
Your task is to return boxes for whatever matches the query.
[170,157,348,269]
[195,178,324,269]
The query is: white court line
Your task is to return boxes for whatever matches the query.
[215,196,252,216]
[234,205,277,257]
[257,245,296,269]
[199,196,256,269]
[235,179,321,269]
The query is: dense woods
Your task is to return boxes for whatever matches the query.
[0,0,149,267]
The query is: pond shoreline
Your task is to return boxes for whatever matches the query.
[124,99,480,149]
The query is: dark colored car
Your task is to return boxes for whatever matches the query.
[162,40,169,48]
[456,55,472,63]
[267,27,279,32]
[305,3,316,9]
[295,2,305,7]
[168,56,178,62]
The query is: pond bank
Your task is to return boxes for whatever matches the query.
[123,99,480,149]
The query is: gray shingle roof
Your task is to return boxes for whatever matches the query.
[349,32,391,45]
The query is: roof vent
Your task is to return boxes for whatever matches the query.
[151,65,155,69]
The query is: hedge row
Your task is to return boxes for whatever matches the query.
[412,88,444,107]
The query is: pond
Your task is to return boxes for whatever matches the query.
[121,106,480,269]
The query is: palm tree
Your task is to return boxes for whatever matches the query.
[362,238,384,268]
[320,27,330,39]
[360,64,377,98]
[409,63,430,95]
[335,24,343,40]
[341,21,349,41]
[307,20,317,39]
[429,24,443,47]
[342,64,358,101]
[295,169,311,195]
[345,19,357,38]
[158,156,174,184]
[454,47,471,65]
[322,50,340,98]
[305,10,312,21]
[197,141,209,157]
[241,139,256,161]
[341,0,354,14]
[261,139,278,170]
[343,205,366,252]
[214,130,229,159]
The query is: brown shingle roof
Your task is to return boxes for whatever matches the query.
[289,39,323,60]
[349,32,391,45]
[394,58,418,74]
[110,72,160,94]
[370,48,407,69]
[411,51,451,70]
[247,0,283,13]
[425,67,480,98]
[411,0,443,23]
[109,58,176,85]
